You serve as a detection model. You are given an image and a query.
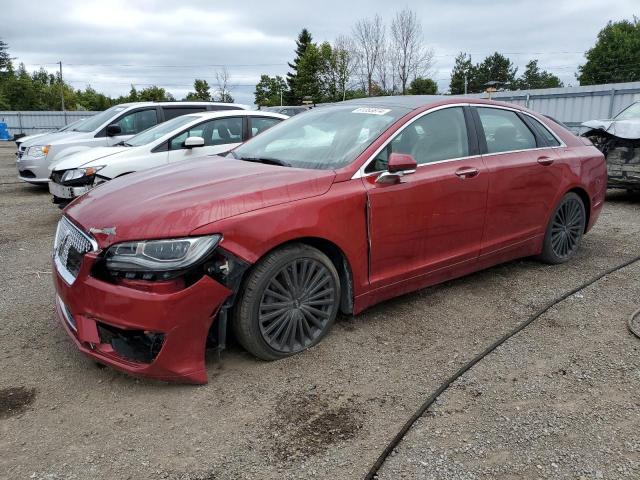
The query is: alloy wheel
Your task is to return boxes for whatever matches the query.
[258,258,336,353]
[550,197,584,258]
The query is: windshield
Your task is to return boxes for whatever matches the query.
[58,118,87,132]
[615,102,640,120]
[231,105,408,169]
[125,115,200,147]
[71,105,129,132]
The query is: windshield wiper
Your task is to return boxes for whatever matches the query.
[238,156,292,167]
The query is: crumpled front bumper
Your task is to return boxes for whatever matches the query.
[53,251,232,384]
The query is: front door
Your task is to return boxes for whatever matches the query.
[166,116,244,163]
[364,106,488,289]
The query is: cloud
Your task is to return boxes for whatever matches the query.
[2,0,638,105]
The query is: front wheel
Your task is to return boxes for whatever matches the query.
[538,192,586,264]
[232,244,341,360]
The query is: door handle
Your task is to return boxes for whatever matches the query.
[455,167,479,179]
[537,156,554,166]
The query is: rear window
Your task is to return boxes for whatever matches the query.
[163,107,207,120]
[526,116,561,147]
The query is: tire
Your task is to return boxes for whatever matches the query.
[232,244,341,361]
[538,192,586,264]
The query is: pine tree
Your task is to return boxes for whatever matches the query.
[286,28,313,104]
[449,53,476,94]
[518,60,563,89]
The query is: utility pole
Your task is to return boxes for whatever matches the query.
[59,61,67,124]
[464,73,468,95]
[280,88,283,106]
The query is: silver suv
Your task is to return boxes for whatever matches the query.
[16,101,250,184]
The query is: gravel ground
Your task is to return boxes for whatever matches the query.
[0,143,638,480]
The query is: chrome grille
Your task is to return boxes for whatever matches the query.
[53,217,96,284]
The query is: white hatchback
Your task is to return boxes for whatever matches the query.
[49,110,288,205]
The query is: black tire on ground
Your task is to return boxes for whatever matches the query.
[232,243,341,361]
[538,192,586,265]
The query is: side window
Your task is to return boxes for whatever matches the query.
[169,117,243,150]
[115,109,158,135]
[477,108,537,154]
[163,107,207,120]
[525,116,561,147]
[365,107,469,173]
[250,117,281,137]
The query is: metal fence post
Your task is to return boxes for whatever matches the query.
[608,89,616,118]
[17,112,23,135]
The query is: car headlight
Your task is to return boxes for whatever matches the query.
[105,235,222,280]
[28,145,50,158]
[61,166,105,183]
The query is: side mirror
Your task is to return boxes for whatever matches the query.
[183,136,205,149]
[388,153,417,173]
[376,153,417,184]
[106,124,122,137]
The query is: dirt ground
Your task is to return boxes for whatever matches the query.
[0,143,638,480]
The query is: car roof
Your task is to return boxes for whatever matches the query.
[115,101,251,109]
[339,95,524,111]
[181,110,289,121]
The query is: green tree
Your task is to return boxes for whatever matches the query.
[185,79,211,101]
[76,86,113,110]
[136,85,169,101]
[292,42,325,103]
[578,18,640,85]
[127,85,139,102]
[449,52,476,94]
[286,28,313,104]
[408,77,438,95]
[517,60,563,89]
[474,52,518,91]
[0,38,13,73]
[254,74,287,106]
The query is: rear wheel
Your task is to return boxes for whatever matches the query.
[538,192,586,264]
[232,244,341,360]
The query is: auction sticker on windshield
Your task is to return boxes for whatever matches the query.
[352,107,391,115]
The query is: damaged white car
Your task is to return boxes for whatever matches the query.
[582,101,640,191]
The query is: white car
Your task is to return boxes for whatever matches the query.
[49,110,287,205]
[17,101,250,184]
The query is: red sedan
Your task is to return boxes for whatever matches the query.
[52,97,606,383]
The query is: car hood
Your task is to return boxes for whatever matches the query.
[17,132,47,145]
[19,130,81,147]
[65,156,336,247]
[582,118,640,139]
[52,147,131,171]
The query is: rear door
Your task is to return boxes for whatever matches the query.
[364,105,488,289]
[473,106,563,254]
[166,116,244,163]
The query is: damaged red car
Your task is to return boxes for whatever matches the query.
[53,97,606,384]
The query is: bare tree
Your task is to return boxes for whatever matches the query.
[375,41,391,94]
[214,67,234,103]
[332,35,358,101]
[352,14,386,96]
[390,8,434,94]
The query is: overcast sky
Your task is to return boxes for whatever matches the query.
[2,0,638,105]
